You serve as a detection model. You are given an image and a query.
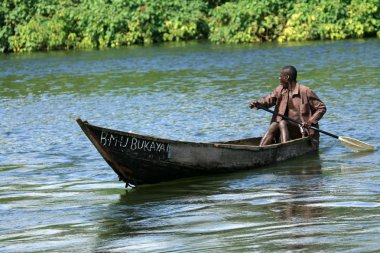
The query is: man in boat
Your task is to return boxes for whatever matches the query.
[249,65,326,146]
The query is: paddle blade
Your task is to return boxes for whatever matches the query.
[338,136,376,152]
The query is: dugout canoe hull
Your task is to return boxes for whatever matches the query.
[76,118,318,185]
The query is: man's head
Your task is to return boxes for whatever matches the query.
[279,65,297,88]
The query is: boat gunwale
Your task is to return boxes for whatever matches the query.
[77,117,313,152]
[212,137,311,151]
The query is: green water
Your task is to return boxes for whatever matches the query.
[1,40,379,252]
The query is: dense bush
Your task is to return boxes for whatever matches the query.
[209,0,290,43]
[209,0,380,43]
[1,0,379,53]
[1,0,208,52]
[277,0,380,42]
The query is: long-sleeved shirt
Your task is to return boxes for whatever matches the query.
[257,82,326,141]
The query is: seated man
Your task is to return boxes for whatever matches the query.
[249,66,326,147]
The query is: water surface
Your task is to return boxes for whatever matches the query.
[1,40,379,252]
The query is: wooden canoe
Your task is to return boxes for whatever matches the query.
[76,118,318,186]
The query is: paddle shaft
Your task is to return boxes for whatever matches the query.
[257,105,339,139]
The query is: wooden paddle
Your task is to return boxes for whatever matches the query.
[256,105,375,152]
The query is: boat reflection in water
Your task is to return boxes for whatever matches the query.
[93,153,326,252]
[272,154,326,251]
[266,153,324,218]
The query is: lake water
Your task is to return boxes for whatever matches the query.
[1,39,379,252]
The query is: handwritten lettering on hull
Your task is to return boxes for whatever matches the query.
[100,131,170,160]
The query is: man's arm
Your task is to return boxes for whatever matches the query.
[249,85,281,109]
[306,89,326,126]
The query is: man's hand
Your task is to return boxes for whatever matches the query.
[302,120,313,129]
[249,101,259,110]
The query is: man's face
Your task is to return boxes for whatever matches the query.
[279,70,290,88]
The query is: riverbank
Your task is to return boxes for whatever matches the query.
[1,0,380,53]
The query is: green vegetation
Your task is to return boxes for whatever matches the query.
[1,0,379,53]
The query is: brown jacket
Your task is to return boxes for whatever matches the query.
[257,83,326,141]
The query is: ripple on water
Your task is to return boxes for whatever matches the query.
[1,40,380,252]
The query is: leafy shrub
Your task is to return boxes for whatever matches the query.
[345,0,380,38]
[1,0,379,53]
[2,0,208,52]
[209,0,289,43]
[278,1,348,42]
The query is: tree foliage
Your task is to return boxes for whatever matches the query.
[209,0,290,43]
[1,0,379,53]
[277,0,380,42]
